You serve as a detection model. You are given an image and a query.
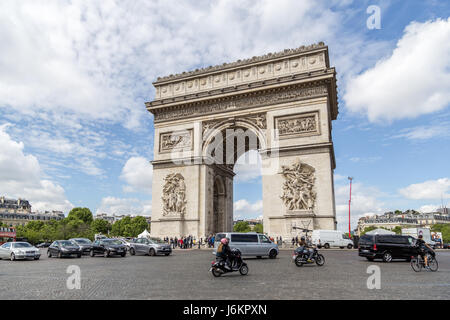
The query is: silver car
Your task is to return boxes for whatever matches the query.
[0,242,41,261]
[69,238,93,255]
[214,232,279,259]
[129,237,172,256]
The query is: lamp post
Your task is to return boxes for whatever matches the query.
[348,177,353,239]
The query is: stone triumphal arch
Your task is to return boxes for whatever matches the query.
[146,42,338,239]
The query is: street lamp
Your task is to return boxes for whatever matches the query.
[348,177,353,239]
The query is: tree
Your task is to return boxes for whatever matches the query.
[91,219,111,234]
[253,223,263,234]
[67,207,93,224]
[392,226,402,234]
[233,221,251,233]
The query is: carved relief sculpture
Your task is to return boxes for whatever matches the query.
[162,173,187,216]
[276,113,318,137]
[280,160,316,211]
[160,130,192,152]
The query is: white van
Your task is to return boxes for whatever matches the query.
[311,230,353,249]
[213,232,279,259]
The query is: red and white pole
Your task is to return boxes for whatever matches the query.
[348,177,353,239]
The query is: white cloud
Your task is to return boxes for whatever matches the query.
[391,123,450,140]
[345,18,450,122]
[399,178,450,200]
[96,197,151,216]
[120,157,153,194]
[334,182,386,231]
[234,199,263,218]
[234,150,262,182]
[417,204,440,213]
[0,124,73,212]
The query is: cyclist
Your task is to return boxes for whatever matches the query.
[416,234,433,270]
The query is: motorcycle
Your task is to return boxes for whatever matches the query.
[210,248,249,277]
[292,246,325,267]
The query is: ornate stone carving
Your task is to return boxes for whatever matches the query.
[155,42,326,83]
[245,113,266,130]
[280,160,316,211]
[276,113,318,137]
[162,173,187,216]
[160,130,192,152]
[154,84,327,122]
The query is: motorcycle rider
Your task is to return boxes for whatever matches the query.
[299,236,314,262]
[216,237,232,270]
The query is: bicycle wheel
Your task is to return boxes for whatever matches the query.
[428,257,439,272]
[410,257,422,272]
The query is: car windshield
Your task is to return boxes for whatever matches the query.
[13,242,32,248]
[59,241,76,247]
[103,239,122,245]
[150,238,165,244]
[73,239,91,244]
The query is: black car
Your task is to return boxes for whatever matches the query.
[358,234,416,262]
[90,239,127,257]
[47,240,82,258]
[69,238,93,255]
[36,242,51,248]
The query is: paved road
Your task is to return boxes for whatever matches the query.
[0,249,449,299]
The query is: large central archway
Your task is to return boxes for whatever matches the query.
[146,42,338,239]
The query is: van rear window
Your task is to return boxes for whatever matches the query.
[231,234,258,243]
[359,235,374,244]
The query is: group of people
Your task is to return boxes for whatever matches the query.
[164,236,195,249]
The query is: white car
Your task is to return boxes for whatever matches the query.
[0,242,41,261]
[311,230,354,249]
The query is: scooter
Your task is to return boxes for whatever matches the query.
[210,248,249,277]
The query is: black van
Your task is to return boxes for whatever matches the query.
[358,234,416,262]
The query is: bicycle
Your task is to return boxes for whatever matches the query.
[410,252,438,272]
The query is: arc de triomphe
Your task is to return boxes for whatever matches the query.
[146,42,338,239]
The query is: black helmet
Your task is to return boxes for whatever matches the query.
[301,236,305,241]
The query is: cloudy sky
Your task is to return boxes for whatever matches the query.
[0,0,449,231]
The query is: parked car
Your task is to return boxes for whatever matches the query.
[358,234,416,262]
[69,238,93,255]
[129,237,172,256]
[0,241,41,261]
[311,230,354,249]
[36,242,51,248]
[90,238,127,257]
[48,240,82,258]
[213,232,279,259]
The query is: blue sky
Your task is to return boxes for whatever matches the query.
[0,0,449,231]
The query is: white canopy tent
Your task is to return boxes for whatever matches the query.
[365,228,396,235]
[137,229,151,238]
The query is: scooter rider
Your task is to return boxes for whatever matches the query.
[216,237,232,270]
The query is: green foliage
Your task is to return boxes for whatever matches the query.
[431,224,450,243]
[91,219,111,234]
[394,210,403,215]
[392,226,402,234]
[360,226,392,235]
[110,216,149,237]
[253,223,263,234]
[67,207,93,224]
[233,221,251,233]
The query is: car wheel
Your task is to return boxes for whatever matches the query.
[10,253,15,261]
[149,248,156,256]
[339,247,344,249]
[382,252,393,263]
[324,243,330,249]
[269,249,277,259]
[89,250,95,257]
[77,253,82,258]
[164,253,170,256]
[47,251,52,258]
[121,252,126,257]
[130,248,135,256]
[347,244,353,249]
[34,257,40,260]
